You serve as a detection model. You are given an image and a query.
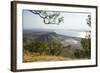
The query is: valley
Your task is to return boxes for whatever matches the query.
[23,29,90,62]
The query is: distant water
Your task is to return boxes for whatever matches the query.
[23,29,90,38]
[54,29,89,38]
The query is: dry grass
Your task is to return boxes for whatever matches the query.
[23,50,71,62]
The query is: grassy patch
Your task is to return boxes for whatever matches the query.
[23,50,71,62]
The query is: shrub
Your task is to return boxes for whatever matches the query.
[74,38,91,59]
[80,38,91,58]
[24,40,63,56]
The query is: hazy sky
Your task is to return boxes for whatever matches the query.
[22,10,90,31]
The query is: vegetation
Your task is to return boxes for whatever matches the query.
[74,38,91,58]
[23,40,69,62]
[23,14,91,62]
[24,40,63,56]
[23,50,70,62]
[29,10,64,24]
[23,37,91,62]
[74,15,91,59]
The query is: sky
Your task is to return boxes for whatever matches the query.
[22,10,91,31]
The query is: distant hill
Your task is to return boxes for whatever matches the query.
[23,30,82,51]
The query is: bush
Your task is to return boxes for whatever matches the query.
[74,38,91,59]
[74,49,86,58]
[24,40,63,56]
[48,41,63,56]
[80,38,91,50]
[81,38,91,58]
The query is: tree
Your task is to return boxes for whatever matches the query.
[29,10,64,24]
[74,15,91,58]
[86,15,91,27]
[24,40,63,56]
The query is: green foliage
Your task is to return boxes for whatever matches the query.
[24,40,63,56]
[80,38,91,50]
[48,41,63,56]
[61,50,75,58]
[74,14,91,59]
[74,38,91,58]
[86,15,91,27]
[24,37,91,59]
[74,49,86,58]
[29,10,64,24]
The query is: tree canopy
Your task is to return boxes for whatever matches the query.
[29,10,64,24]
[86,15,91,27]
